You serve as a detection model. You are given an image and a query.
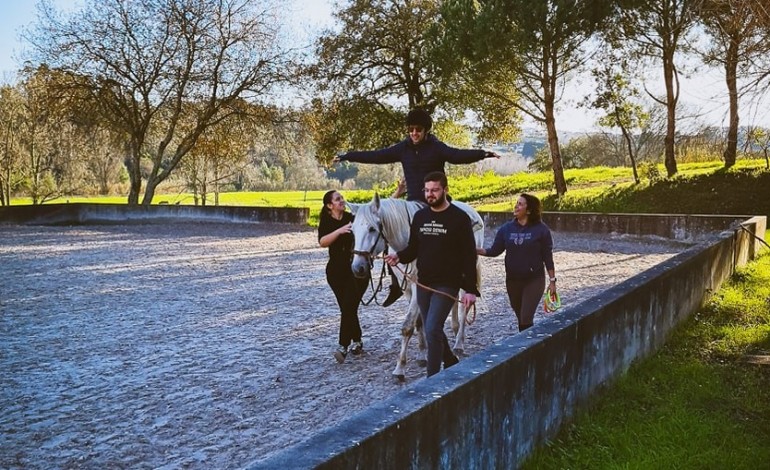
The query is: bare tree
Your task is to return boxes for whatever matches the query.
[183,109,251,206]
[27,0,294,205]
[0,85,25,205]
[16,67,68,204]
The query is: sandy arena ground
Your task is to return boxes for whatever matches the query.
[0,222,691,469]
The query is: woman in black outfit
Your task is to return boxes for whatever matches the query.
[318,190,369,363]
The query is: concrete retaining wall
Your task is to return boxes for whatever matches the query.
[481,211,753,242]
[0,203,308,226]
[247,215,766,469]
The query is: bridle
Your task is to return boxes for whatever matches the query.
[352,219,390,306]
[351,220,387,267]
[352,217,413,307]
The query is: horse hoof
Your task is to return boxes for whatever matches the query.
[453,348,464,357]
[393,374,406,383]
[416,359,427,367]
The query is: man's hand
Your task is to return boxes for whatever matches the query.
[384,253,400,266]
[461,292,476,309]
[485,151,501,159]
[332,155,342,164]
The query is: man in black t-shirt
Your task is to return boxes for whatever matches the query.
[385,171,479,377]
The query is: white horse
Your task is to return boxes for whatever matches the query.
[347,194,484,381]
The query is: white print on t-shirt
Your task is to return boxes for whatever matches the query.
[420,221,447,236]
[508,232,532,245]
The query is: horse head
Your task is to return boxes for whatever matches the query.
[349,193,387,279]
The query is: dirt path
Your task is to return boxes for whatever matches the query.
[0,222,689,469]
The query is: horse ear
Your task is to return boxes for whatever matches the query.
[346,202,362,215]
[373,192,381,211]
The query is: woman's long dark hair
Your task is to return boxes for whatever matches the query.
[520,193,542,225]
[320,189,338,223]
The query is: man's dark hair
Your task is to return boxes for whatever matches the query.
[406,108,432,131]
[424,171,447,188]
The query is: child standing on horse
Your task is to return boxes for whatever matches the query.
[334,108,501,204]
[335,109,500,304]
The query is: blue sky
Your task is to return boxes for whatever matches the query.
[1,1,768,132]
[0,0,333,80]
[0,1,45,79]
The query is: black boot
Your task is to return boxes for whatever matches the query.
[382,269,403,307]
[382,284,403,307]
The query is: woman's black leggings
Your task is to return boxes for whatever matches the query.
[326,264,369,347]
[505,276,546,332]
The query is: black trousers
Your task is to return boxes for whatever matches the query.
[505,275,546,331]
[326,263,369,347]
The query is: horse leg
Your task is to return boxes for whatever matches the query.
[451,296,466,356]
[413,305,427,367]
[392,317,413,382]
[392,283,425,380]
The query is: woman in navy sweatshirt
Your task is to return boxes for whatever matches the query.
[478,193,557,332]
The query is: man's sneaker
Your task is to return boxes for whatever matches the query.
[382,284,403,307]
[444,354,460,369]
[350,341,363,355]
[333,345,347,364]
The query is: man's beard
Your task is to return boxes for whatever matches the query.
[427,192,447,207]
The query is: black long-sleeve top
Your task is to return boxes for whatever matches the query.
[397,203,480,295]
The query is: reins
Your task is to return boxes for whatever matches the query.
[379,255,477,325]
[352,222,389,306]
[738,224,770,251]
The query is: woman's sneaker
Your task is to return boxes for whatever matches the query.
[349,341,364,355]
[333,345,348,364]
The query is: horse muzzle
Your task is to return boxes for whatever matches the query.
[351,253,372,279]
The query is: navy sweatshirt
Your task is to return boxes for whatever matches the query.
[397,203,480,295]
[339,134,487,203]
[486,219,555,279]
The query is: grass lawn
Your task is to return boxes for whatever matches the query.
[522,247,770,469]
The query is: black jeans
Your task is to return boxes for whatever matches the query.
[326,263,369,347]
[416,285,458,377]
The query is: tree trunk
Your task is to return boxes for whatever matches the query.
[141,178,158,206]
[723,38,739,168]
[126,141,142,205]
[663,52,678,177]
[621,125,640,184]
[545,118,567,195]
[214,164,220,206]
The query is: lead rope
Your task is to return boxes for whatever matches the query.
[739,224,770,251]
[382,256,477,325]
